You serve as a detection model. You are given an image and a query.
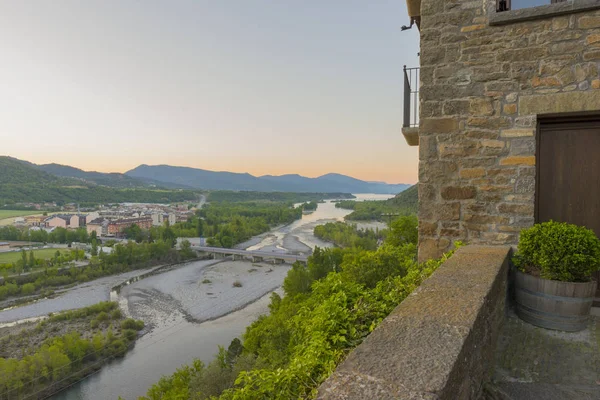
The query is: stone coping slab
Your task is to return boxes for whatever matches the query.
[317,245,511,400]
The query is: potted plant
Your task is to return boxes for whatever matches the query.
[513,221,600,332]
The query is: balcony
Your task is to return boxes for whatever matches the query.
[402,66,419,146]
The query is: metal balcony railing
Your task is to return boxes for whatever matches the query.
[403,66,419,129]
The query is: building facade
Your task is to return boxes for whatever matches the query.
[69,215,86,228]
[107,217,153,237]
[409,0,600,261]
[45,215,70,229]
[87,218,108,237]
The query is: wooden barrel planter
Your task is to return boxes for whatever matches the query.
[515,269,598,332]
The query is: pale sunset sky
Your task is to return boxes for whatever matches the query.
[0,1,420,184]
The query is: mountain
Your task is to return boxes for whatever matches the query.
[126,164,409,194]
[0,157,64,185]
[37,163,147,188]
[0,156,197,205]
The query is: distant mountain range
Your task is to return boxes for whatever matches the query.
[0,156,410,195]
[125,164,410,194]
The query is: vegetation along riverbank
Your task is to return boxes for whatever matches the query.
[335,184,417,221]
[138,216,459,400]
[0,239,197,302]
[0,301,144,399]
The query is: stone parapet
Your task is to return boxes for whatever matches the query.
[317,245,511,400]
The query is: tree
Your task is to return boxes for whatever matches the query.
[21,249,27,269]
[29,250,35,269]
[180,240,194,259]
[161,224,177,248]
[91,239,98,257]
[386,215,418,247]
[123,224,142,241]
[196,218,205,237]
[226,338,243,367]
[283,263,312,296]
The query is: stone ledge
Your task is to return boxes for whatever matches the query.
[489,0,600,26]
[403,127,420,146]
[317,245,511,400]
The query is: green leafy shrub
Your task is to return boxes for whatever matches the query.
[121,318,145,331]
[514,221,600,282]
[110,308,123,319]
[21,283,35,296]
[96,311,109,321]
[122,329,138,341]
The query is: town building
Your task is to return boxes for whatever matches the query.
[107,217,153,237]
[85,212,100,224]
[87,218,109,237]
[25,215,48,227]
[45,215,71,229]
[151,212,176,226]
[69,215,87,228]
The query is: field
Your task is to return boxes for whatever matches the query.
[0,210,42,219]
[0,248,69,264]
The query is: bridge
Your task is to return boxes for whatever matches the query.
[191,245,308,265]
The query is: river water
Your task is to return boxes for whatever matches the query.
[0,194,392,400]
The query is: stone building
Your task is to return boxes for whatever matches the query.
[402,0,600,262]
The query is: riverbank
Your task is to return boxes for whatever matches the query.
[44,199,372,399]
[121,259,291,325]
[0,302,145,400]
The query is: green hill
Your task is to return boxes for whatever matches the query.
[37,163,147,188]
[336,184,418,221]
[0,156,198,206]
[387,184,418,214]
[0,157,63,185]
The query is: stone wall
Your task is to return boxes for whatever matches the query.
[418,0,600,261]
[317,245,510,399]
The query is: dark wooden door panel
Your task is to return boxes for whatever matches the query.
[537,118,600,296]
[538,120,600,236]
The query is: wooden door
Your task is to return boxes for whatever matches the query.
[537,117,600,299]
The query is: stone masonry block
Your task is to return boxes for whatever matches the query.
[469,98,494,116]
[501,129,534,138]
[459,168,486,179]
[441,186,477,200]
[421,118,459,134]
[503,104,517,115]
[497,203,534,215]
[461,24,485,33]
[578,15,600,29]
[520,91,600,114]
[583,49,600,61]
[500,156,535,166]
[587,34,600,45]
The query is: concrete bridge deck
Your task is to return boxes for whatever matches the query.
[191,245,308,263]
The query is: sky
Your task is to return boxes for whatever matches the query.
[0,1,420,184]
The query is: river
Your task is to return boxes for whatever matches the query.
[0,194,392,400]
